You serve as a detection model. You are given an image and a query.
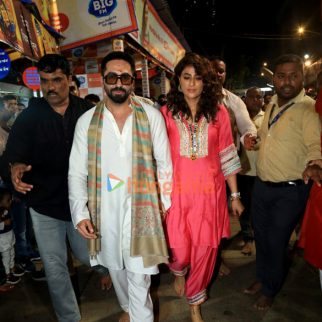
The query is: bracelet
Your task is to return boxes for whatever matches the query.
[230,192,241,201]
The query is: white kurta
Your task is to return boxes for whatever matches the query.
[68,101,172,275]
[222,88,257,146]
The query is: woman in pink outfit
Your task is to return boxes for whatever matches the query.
[161,53,244,322]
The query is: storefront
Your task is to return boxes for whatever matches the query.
[1,0,189,103]
[55,0,188,100]
[0,0,61,103]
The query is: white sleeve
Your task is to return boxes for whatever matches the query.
[230,95,257,144]
[68,115,91,228]
[147,107,173,211]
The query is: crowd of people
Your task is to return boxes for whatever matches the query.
[0,94,44,290]
[0,50,321,322]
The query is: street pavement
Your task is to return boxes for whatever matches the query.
[1,218,321,322]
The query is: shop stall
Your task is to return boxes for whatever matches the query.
[56,0,188,100]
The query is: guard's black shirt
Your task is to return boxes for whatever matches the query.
[0,95,93,221]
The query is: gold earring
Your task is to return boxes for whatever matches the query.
[178,84,182,92]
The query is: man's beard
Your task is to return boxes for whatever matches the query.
[107,87,131,103]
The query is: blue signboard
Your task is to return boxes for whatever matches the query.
[88,0,117,18]
[0,49,11,79]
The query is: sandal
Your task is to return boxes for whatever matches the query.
[244,281,262,295]
[0,284,15,292]
[241,242,253,256]
[219,262,231,277]
[119,312,130,322]
[100,274,112,291]
[253,294,273,310]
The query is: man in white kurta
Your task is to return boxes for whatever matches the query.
[68,52,172,322]
[211,58,257,150]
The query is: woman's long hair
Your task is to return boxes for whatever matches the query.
[167,53,222,122]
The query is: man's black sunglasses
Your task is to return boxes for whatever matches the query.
[103,72,135,85]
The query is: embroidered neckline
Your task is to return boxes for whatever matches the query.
[174,113,208,160]
[188,122,199,160]
[179,112,204,160]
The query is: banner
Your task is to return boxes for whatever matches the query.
[0,0,24,51]
[13,1,41,59]
[58,0,138,51]
[32,0,51,25]
[141,57,150,97]
[21,0,52,25]
[31,15,58,56]
[129,0,185,71]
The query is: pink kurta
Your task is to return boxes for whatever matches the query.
[161,105,240,249]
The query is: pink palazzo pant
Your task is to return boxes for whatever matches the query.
[169,245,218,304]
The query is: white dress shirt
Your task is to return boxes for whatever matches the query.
[222,88,257,146]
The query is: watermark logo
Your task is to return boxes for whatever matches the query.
[106,170,216,195]
[107,173,124,192]
[88,0,117,18]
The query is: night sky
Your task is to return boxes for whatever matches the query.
[168,0,321,85]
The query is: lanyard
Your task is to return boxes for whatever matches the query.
[268,102,295,129]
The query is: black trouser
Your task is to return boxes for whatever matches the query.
[252,178,311,297]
